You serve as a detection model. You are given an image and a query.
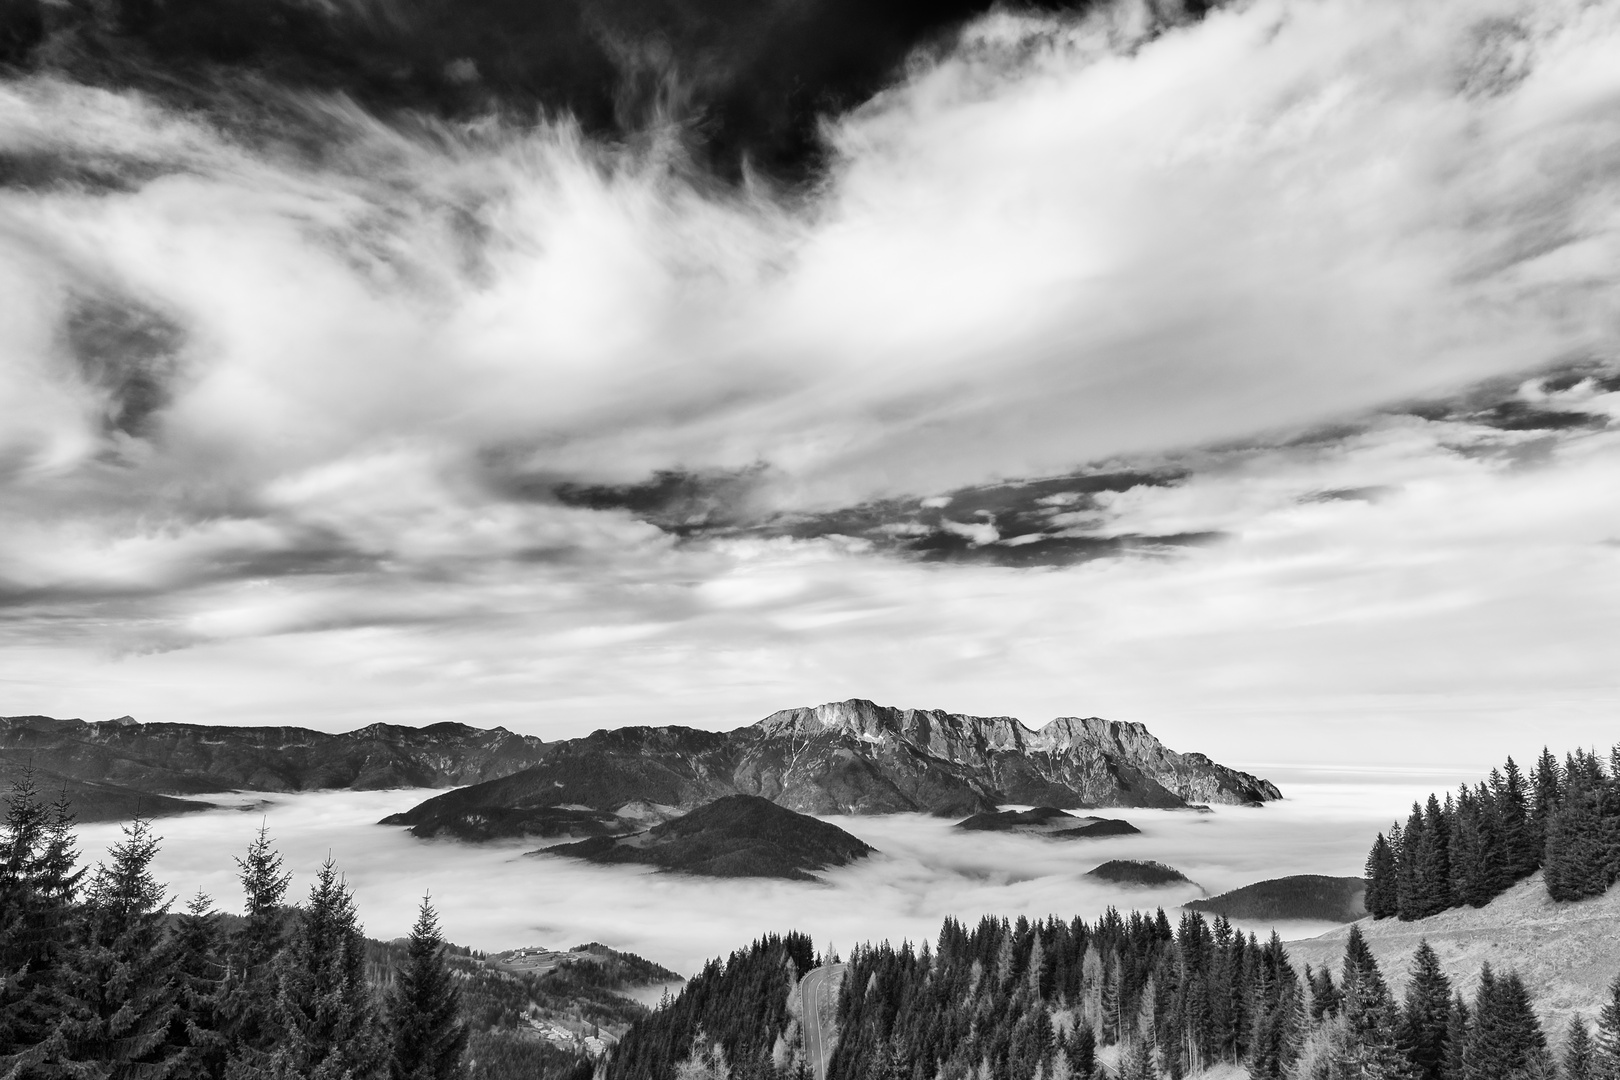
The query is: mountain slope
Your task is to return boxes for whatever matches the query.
[538,795,874,880]
[0,714,548,820]
[1284,873,1620,1032]
[385,698,1280,840]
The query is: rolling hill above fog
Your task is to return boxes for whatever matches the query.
[539,794,874,881]
[0,714,547,820]
[382,698,1280,841]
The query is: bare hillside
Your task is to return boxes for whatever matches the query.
[1286,873,1620,1035]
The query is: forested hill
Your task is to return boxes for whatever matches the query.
[612,910,1620,1080]
[1363,744,1620,919]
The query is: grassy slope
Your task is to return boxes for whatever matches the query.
[1285,873,1620,1034]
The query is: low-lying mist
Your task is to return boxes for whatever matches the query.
[73,769,1471,975]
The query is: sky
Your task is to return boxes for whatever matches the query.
[3,0,1620,769]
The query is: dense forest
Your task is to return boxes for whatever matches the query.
[628,913,1620,1080]
[1363,745,1620,919]
[0,770,663,1080]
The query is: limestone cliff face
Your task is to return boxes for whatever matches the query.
[387,699,1281,840]
[742,700,1279,811]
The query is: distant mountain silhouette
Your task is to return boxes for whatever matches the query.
[1185,875,1367,923]
[538,794,873,880]
[385,698,1281,841]
[0,714,547,821]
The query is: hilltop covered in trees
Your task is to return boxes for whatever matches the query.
[624,912,1620,1080]
[0,771,667,1080]
[1364,745,1620,920]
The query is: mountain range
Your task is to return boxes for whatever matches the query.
[1,700,1279,831]
[382,698,1280,841]
[0,714,547,820]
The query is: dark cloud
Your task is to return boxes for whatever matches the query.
[61,293,186,439]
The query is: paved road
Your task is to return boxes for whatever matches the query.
[798,963,846,1080]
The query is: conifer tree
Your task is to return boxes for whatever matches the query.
[218,824,292,1060]
[1412,796,1453,918]
[387,895,469,1080]
[1336,926,1410,1080]
[1465,966,1548,1080]
[1595,974,1620,1080]
[1497,758,1536,878]
[1441,995,1469,1080]
[1545,755,1611,901]
[58,816,181,1077]
[0,774,85,1068]
[1366,834,1398,919]
[1066,1023,1096,1080]
[1397,808,1424,921]
[267,856,383,1079]
[1531,749,1563,858]
[1565,1016,1595,1080]
[169,891,228,1080]
[1396,941,1451,1080]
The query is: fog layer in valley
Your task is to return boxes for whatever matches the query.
[72,769,1471,975]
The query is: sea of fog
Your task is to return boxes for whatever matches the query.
[74,766,1477,977]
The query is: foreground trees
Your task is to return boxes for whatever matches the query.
[0,773,468,1080]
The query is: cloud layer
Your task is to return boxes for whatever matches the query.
[73,779,1456,973]
[3,0,1620,764]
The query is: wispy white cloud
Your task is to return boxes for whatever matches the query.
[2,0,1619,764]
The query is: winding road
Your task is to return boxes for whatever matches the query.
[798,963,846,1080]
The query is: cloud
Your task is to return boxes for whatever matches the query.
[2,0,1620,763]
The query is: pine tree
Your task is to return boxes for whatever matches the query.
[169,891,228,1080]
[1465,966,1548,1080]
[1366,834,1398,919]
[1066,1022,1096,1080]
[1497,758,1536,879]
[1595,974,1620,1080]
[1564,1016,1595,1080]
[1531,749,1563,861]
[1413,795,1453,918]
[1337,926,1410,1080]
[0,774,85,1069]
[1396,941,1451,1080]
[266,856,383,1079]
[1441,995,1469,1080]
[1545,756,1610,902]
[218,824,292,1059]
[387,896,469,1080]
[1397,807,1424,921]
[57,816,181,1077]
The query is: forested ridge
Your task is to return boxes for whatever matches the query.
[1363,744,1620,919]
[0,770,665,1080]
[622,912,1620,1080]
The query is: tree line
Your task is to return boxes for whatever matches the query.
[1364,745,1620,920]
[827,913,1620,1080]
[0,770,471,1079]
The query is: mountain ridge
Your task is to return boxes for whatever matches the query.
[0,714,549,820]
[383,698,1281,840]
